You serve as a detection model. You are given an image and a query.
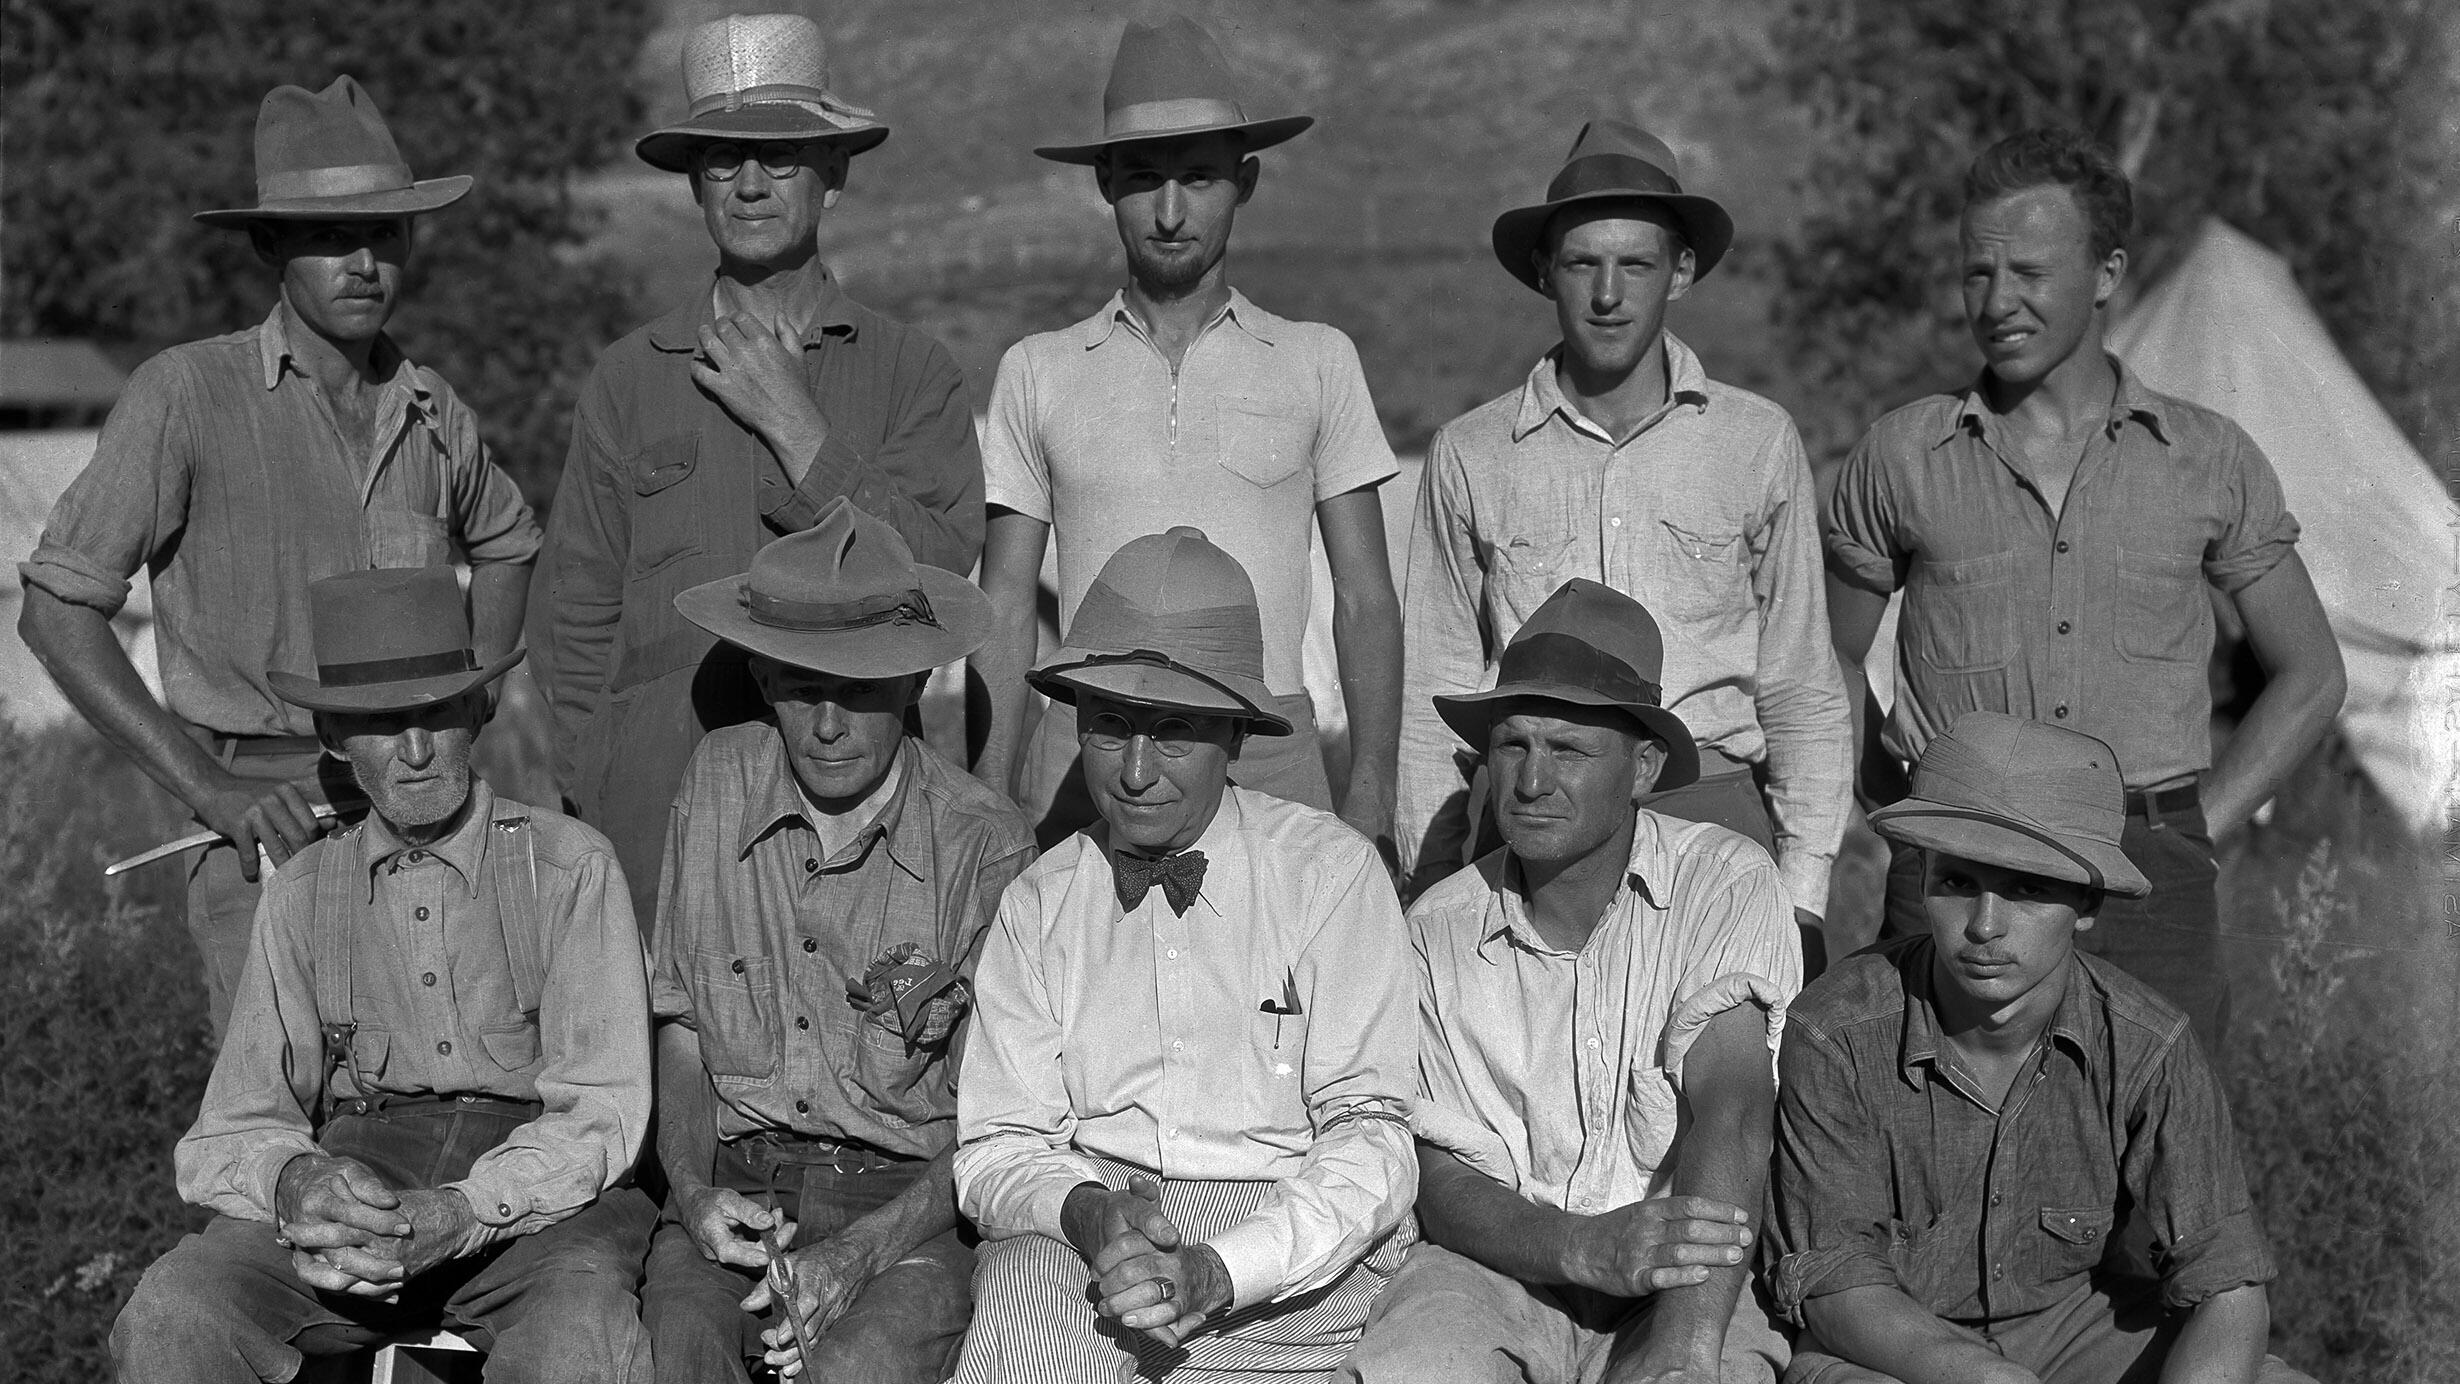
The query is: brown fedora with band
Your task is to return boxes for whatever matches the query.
[635,12,889,172]
[1490,119,1734,291]
[194,76,471,227]
[1029,527,1292,734]
[267,567,520,714]
[1034,17,1312,166]
[1869,711,2152,898]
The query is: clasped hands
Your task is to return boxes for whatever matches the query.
[273,1152,474,1298]
[674,1183,869,1380]
[1063,1175,1233,1349]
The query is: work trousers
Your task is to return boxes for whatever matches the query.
[1021,690,1333,849]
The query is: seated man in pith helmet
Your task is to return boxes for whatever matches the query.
[641,497,1035,1383]
[953,528,1418,1382]
[1346,578,1796,1384]
[111,567,653,1384]
[1767,711,2316,1384]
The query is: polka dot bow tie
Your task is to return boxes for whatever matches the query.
[1114,849,1207,916]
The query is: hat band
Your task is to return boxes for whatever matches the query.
[1073,649,1255,710]
[318,648,477,688]
[744,584,941,632]
[1895,805,2107,891]
[1495,631,1662,707]
[1547,152,1682,204]
[1102,96,1246,140]
[691,81,827,115]
[260,162,416,202]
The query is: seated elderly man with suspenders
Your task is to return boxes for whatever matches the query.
[111,568,655,1384]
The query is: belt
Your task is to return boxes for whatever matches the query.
[327,1092,545,1122]
[737,1129,917,1176]
[2123,780,2200,817]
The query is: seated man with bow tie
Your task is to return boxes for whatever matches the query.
[952,528,1419,1382]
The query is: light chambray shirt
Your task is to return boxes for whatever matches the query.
[955,788,1417,1312]
[1398,337,1851,911]
[1409,812,1802,1217]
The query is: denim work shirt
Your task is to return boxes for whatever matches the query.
[1766,938,2274,1328]
[1824,362,2299,787]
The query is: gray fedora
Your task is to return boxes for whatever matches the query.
[194,76,471,227]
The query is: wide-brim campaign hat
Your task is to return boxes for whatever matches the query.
[1491,119,1734,290]
[1034,17,1313,165]
[636,12,890,172]
[267,567,521,713]
[1028,527,1292,735]
[1433,578,1700,791]
[194,76,471,227]
[1869,711,2152,898]
[675,497,989,679]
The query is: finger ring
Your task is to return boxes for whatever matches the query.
[273,1233,294,1250]
[1153,1276,1176,1302]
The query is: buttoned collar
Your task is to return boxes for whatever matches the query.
[256,301,420,405]
[1511,332,1711,444]
[1939,354,2174,451]
[645,264,862,353]
[1895,941,2093,1092]
[353,779,497,902]
[734,733,926,881]
[1476,810,1673,962]
[1077,285,1280,352]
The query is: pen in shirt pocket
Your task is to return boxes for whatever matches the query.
[1259,970,1302,1048]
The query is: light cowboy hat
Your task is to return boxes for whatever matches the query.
[1028,527,1293,735]
[1033,16,1313,165]
[1490,119,1735,291]
[674,498,989,679]
[267,567,521,714]
[1433,578,1701,792]
[635,12,889,172]
[1869,711,2153,898]
[194,76,471,227]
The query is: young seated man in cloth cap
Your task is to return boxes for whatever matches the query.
[972,16,1405,855]
[111,568,653,1384]
[1397,120,1847,954]
[21,75,538,1037]
[533,12,984,932]
[1346,578,1796,1384]
[642,497,1035,1383]
[1765,711,2313,1384]
[953,528,1418,1382]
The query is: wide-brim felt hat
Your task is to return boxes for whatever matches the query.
[1868,711,2152,898]
[1434,577,1700,791]
[267,567,521,713]
[1028,527,1292,735]
[195,75,471,227]
[1034,17,1312,165]
[1491,119,1733,290]
[636,12,890,172]
[675,497,989,679]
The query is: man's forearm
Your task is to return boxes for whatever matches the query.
[19,588,225,810]
[1329,586,1402,833]
[1801,1285,2041,1384]
[2159,1285,2269,1384]
[1414,1144,1590,1286]
[1636,1109,1764,1371]
[831,1148,961,1278]
[468,560,532,664]
[656,1022,723,1195]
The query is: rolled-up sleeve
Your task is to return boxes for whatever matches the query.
[2200,421,2299,594]
[979,342,1051,524]
[2126,1029,2277,1307]
[1767,1016,1904,1321]
[432,383,541,568]
[1822,425,1908,598]
[20,353,197,616]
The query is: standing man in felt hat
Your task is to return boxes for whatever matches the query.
[1345,579,1796,1384]
[970,16,1406,856]
[110,567,654,1384]
[1765,711,2315,1384]
[531,11,985,933]
[641,498,1035,1383]
[1823,128,2344,1052]
[1397,120,1849,950]
[19,75,540,1038]
[953,528,1418,1382]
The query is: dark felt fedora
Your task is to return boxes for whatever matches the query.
[635,12,890,172]
[675,498,989,678]
[267,568,520,714]
[1433,578,1700,791]
[1490,119,1734,291]
[1869,712,2152,898]
[194,76,471,227]
[1028,527,1291,734]
[1034,17,1312,165]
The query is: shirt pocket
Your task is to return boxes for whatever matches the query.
[690,949,781,1082]
[1654,520,1751,625]
[1216,405,1315,491]
[1625,1064,1681,1175]
[479,1022,543,1078]
[626,433,705,579]
[343,1026,393,1088]
[1909,549,2017,673]
[2114,547,2209,663]
[364,508,451,569]
[2035,1204,2114,1285]
[1488,533,1583,627]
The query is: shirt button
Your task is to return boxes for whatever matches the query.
[414,906,430,921]
[2055,540,2071,554]
[421,972,437,987]
[1166,948,1179,959]
[796,1016,810,1030]
[2054,705,2070,719]
[436,1040,452,1056]
[1609,516,1622,527]
[1992,1264,2005,1280]
[795,1099,810,1114]
[497,1202,512,1217]
[408,850,426,863]
[2056,620,2072,634]
[1172,1040,1184,1051]
[1990,1192,2001,1206]
[802,938,817,954]
[732,958,746,974]
[805,858,820,874]
[1586,1037,1600,1048]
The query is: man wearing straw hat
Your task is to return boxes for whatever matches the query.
[641,498,1034,1383]
[1396,120,1848,952]
[1346,579,1795,1384]
[20,76,540,1038]
[1765,711,2313,1384]
[532,12,983,933]
[954,528,1417,1381]
[971,16,1405,856]
[111,567,653,1383]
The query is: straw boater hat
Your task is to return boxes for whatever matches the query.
[1869,711,2152,898]
[1028,527,1292,735]
[675,498,988,678]
[1490,119,1734,291]
[194,76,471,227]
[635,12,889,173]
[267,568,521,714]
[1033,16,1313,165]
[1433,578,1700,791]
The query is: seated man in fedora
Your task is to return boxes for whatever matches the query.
[1395,120,1847,953]
[971,16,1404,855]
[533,11,984,934]
[642,497,1035,1383]
[953,528,1418,1382]
[21,75,539,1037]
[1766,711,2312,1384]
[110,567,653,1384]
[1347,579,1796,1384]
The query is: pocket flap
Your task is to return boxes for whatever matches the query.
[631,434,700,497]
[2039,1206,2112,1244]
[480,1023,543,1074]
[347,1026,392,1080]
